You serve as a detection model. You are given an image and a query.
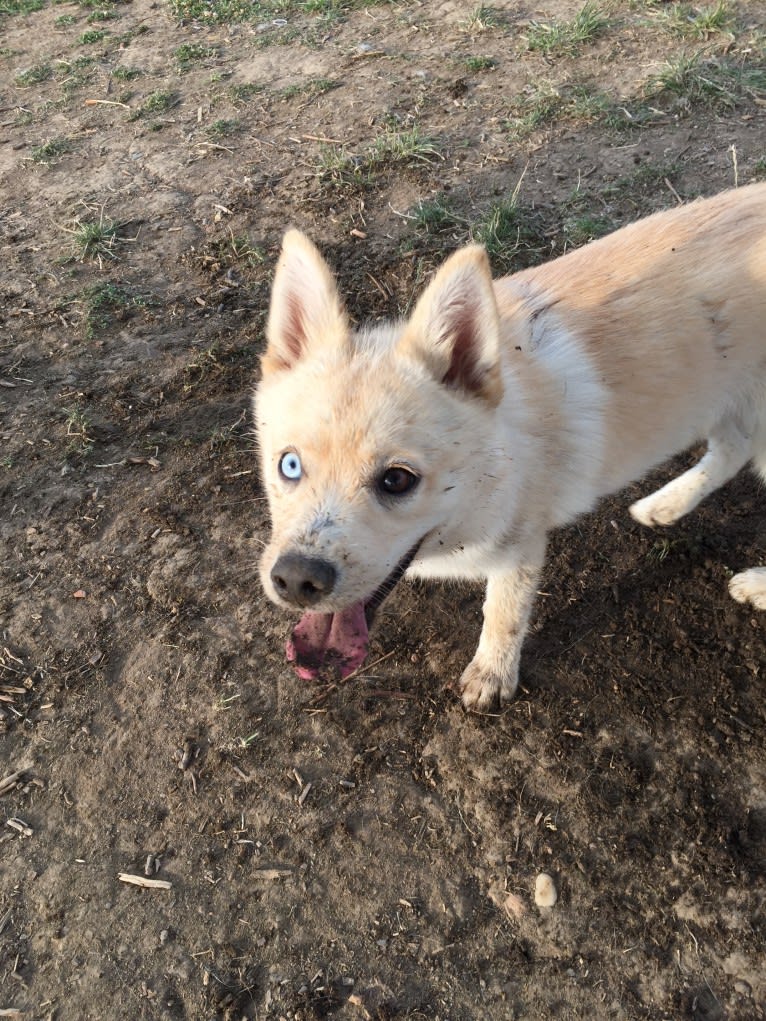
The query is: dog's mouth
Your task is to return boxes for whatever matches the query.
[286,541,422,681]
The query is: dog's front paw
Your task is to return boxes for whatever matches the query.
[729,568,766,610]
[459,658,519,712]
[629,491,683,527]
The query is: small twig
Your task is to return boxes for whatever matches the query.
[6,818,33,837]
[0,765,33,797]
[117,873,172,890]
[84,98,131,109]
[664,177,683,205]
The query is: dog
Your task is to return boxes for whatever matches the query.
[255,183,766,710]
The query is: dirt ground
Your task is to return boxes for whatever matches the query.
[1,0,765,1018]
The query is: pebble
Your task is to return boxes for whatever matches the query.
[534,872,558,908]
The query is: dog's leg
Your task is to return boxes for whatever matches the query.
[729,568,766,609]
[460,549,545,711]
[729,442,766,610]
[629,418,753,527]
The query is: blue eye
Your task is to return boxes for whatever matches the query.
[279,451,302,481]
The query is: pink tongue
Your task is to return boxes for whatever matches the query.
[286,603,370,680]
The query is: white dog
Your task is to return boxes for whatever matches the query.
[256,184,766,709]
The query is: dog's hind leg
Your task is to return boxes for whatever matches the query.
[629,416,754,528]
[729,431,766,610]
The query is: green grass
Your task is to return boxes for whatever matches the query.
[81,282,145,338]
[64,405,94,451]
[86,5,118,20]
[174,41,216,70]
[659,1,734,38]
[205,118,239,138]
[112,66,143,81]
[0,0,45,13]
[370,127,441,166]
[277,77,340,100]
[64,211,123,264]
[464,55,496,72]
[527,0,610,55]
[472,193,547,273]
[57,55,97,95]
[31,137,72,165]
[462,5,497,33]
[317,128,441,186]
[229,82,266,102]
[169,0,388,20]
[55,13,78,25]
[411,196,468,237]
[129,89,176,120]
[79,28,108,42]
[648,53,766,109]
[15,63,53,87]
[563,212,613,247]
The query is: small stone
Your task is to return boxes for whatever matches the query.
[534,872,558,908]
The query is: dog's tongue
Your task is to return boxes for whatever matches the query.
[286,603,369,680]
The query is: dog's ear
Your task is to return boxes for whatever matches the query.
[262,230,348,374]
[399,245,502,404]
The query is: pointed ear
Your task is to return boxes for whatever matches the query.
[262,230,348,375]
[398,245,503,404]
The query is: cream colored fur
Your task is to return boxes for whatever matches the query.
[256,183,766,709]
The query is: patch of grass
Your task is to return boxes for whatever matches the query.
[411,196,468,237]
[79,28,107,42]
[81,282,145,338]
[31,137,72,165]
[600,160,684,215]
[506,84,563,138]
[507,80,667,139]
[229,81,265,102]
[659,1,734,38]
[55,13,78,25]
[63,210,128,265]
[527,0,610,55]
[112,65,143,80]
[170,0,284,22]
[369,127,441,167]
[174,41,216,70]
[277,76,340,100]
[205,118,239,139]
[64,405,94,451]
[464,55,496,72]
[212,232,265,270]
[563,212,613,247]
[86,4,118,20]
[0,0,45,13]
[129,89,176,120]
[56,56,97,95]
[472,192,548,273]
[753,156,766,180]
[463,5,497,34]
[317,128,441,187]
[316,144,364,185]
[169,0,389,21]
[15,63,54,87]
[648,53,766,109]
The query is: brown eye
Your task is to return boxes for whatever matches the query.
[377,466,419,497]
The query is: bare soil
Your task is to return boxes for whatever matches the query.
[1,1,765,1018]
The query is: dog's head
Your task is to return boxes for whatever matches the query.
[255,229,504,678]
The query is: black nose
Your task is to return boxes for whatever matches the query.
[270,553,337,607]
